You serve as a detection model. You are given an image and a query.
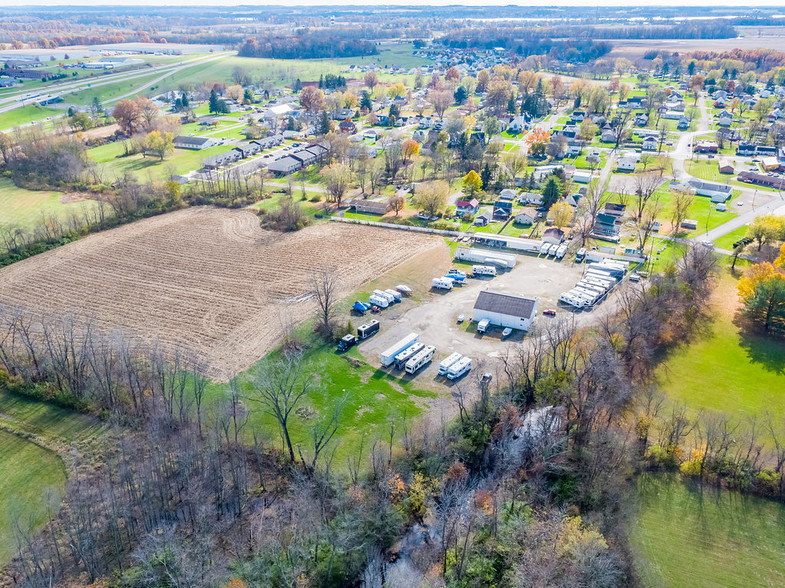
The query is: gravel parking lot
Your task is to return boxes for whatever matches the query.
[355,252,623,386]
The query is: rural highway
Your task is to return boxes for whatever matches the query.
[0,51,232,114]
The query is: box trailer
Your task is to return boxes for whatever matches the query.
[438,352,463,375]
[394,342,425,370]
[446,356,472,380]
[405,345,436,374]
[357,319,380,340]
[432,277,454,290]
[455,246,517,269]
[369,294,389,308]
[380,333,419,367]
[472,265,497,277]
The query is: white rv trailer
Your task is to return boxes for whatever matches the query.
[556,245,568,259]
[385,289,403,302]
[432,277,454,290]
[446,356,473,380]
[438,352,463,375]
[380,333,419,367]
[369,294,389,308]
[559,292,586,308]
[373,290,395,304]
[472,265,497,276]
[405,345,436,374]
[394,342,425,370]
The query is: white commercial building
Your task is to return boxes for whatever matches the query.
[472,291,538,332]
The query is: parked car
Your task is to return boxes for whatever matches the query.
[457,314,465,324]
[542,309,556,316]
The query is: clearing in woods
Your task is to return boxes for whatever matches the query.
[0,207,442,379]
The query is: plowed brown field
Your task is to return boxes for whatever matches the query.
[0,207,443,379]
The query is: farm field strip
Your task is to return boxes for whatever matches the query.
[0,207,442,379]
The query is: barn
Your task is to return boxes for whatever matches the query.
[473,291,538,331]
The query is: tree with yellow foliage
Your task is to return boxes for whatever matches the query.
[401,139,420,162]
[549,201,574,229]
[462,170,482,197]
[737,250,785,334]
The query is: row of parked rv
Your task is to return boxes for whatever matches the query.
[558,259,629,309]
[538,241,569,260]
[379,333,473,379]
[431,266,498,291]
[353,284,412,314]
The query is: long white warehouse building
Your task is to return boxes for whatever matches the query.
[473,290,538,331]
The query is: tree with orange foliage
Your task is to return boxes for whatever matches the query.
[445,67,461,84]
[113,99,141,135]
[525,126,551,158]
[401,139,419,162]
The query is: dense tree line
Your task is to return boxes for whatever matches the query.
[238,34,377,60]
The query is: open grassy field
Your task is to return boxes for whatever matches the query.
[0,208,442,379]
[631,473,785,588]
[0,178,103,235]
[656,273,785,422]
[0,104,62,131]
[686,159,782,193]
[63,71,165,106]
[88,141,235,181]
[0,388,103,567]
[0,431,66,566]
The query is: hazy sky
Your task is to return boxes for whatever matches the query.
[4,0,785,6]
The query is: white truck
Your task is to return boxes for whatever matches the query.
[380,333,419,367]
[438,352,463,376]
[432,277,454,290]
[405,345,436,374]
[446,356,472,380]
[472,265,497,277]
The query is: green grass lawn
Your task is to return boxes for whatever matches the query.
[202,333,437,467]
[64,71,164,106]
[0,178,103,236]
[0,430,66,566]
[0,388,103,567]
[656,274,785,422]
[714,225,750,250]
[686,159,783,193]
[88,142,237,181]
[0,104,62,131]
[631,473,785,588]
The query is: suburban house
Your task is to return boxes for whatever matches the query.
[347,198,390,215]
[603,202,627,218]
[499,189,517,200]
[586,149,602,164]
[642,136,658,151]
[542,227,565,245]
[493,200,513,220]
[174,136,215,150]
[518,192,543,206]
[694,141,718,154]
[686,179,733,202]
[617,157,637,172]
[455,198,480,217]
[635,113,649,126]
[600,129,617,143]
[474,210,493,226]
[572,170,592,184]
[594,212,622,237]
[717,112,733,127]
[514,208,538,225]
[339,119,357,134]
[677,116,690,130]
[472,291,538,332]
[508,115,530,133]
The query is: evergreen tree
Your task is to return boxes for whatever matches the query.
[541,175,562,209]
[389,103,400,118]
[480,163,493,190]
[454,86,468,103]
[209,88,220,114]
[318,111,331,134]
[360,90,373,111]
[507,92,517,114]
[318,74,324,89]
[294,78,303,92]
[180,91,189,108]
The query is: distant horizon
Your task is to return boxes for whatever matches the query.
[2,0,785,7]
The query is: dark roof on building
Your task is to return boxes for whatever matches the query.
[474,291,537,319]
[174,135,212,147]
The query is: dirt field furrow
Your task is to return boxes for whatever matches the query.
[0,207,442,379]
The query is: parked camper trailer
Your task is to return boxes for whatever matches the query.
[438,352,463,376]
[369,294,389,308]
[556,245,568,259]
[576,248,587,263]
[446,356,473,380]
[477,318,491,333]
[538,241,551,255]
[380,333,419,367]
[394,342,425,370]
[373,290,395,305]
[432,277,454,290]
[405,345,436,374]
[337,334,357,351]
[559,292,586,308]
[472,265,497,277]
[357,319,380,340]
[384,289,402,302]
